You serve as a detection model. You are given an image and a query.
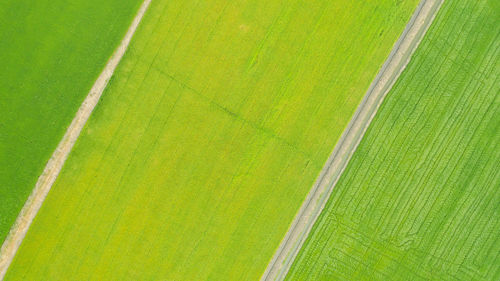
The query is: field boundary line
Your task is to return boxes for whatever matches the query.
[0,0,152,278]
[260,0,444,280]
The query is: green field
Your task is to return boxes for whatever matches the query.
[0,0,141,243]
[286,0,500,280]
[5,0,419,280]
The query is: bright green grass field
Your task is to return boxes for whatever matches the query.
[0,0,141,243]
[5,0,419,280]
[286,0,500,280]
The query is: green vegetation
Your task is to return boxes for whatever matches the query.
[5,0,419,280]
[286,0,500,280]
[0,0,141,243]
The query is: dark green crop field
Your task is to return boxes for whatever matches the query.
[286,0,500,280]
[0,0,141,243]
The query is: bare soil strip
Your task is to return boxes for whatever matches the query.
[0,0,152,278]
[260,0,444,280]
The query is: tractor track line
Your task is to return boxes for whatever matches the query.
[260,0,444,280]
[0,0,152,278]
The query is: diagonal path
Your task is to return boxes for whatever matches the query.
[260,0,445,280]
[0,0,152,278]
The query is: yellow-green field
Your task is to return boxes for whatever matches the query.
[6,0,418,280]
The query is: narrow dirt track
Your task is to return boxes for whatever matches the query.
[0,0,152,278]
[260,0,445,280]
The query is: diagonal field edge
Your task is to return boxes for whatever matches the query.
[260,0,445,280]
[0,0,152,278]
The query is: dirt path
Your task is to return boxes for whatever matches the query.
[0,0,151,278]
[260,0,444,280]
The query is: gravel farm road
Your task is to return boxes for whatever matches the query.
[260,0,445,280]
